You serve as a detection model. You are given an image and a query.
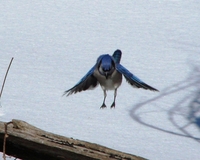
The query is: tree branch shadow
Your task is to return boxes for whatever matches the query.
[130,63,200,143]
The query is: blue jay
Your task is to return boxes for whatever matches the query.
[64,50,158,108]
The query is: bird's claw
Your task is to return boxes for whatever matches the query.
[100,103,107,109]
[110,102,115,108]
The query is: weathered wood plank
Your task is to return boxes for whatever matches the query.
[0,119,147,160]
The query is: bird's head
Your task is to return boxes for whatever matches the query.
[98,54,115,79]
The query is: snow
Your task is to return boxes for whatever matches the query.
[0,1,200,160]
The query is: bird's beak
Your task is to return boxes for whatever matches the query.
[105,72,108,79]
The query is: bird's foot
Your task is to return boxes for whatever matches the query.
[110,102,115,108]
[100,103,107,109]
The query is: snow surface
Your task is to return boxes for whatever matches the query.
[0,1,200,160]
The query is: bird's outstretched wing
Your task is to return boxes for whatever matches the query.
[63,65,99,96]
[116,64,158,91]
[112,49,122,64]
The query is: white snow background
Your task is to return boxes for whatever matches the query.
[0,1,200,160]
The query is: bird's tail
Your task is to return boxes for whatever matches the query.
[112,49,122,64]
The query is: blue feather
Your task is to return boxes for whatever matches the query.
[116,64,158,91]
[112,49,122,63]
[100,55,113,71]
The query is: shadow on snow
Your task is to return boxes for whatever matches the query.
[130,53,200,144]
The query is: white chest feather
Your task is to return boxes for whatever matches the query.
[94,70,122,90]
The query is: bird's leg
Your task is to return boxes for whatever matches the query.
[111,89,117,108]
[100,90,107,109]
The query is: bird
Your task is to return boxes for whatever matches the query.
[63,49,158,109]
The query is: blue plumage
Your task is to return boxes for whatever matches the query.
[112,49,122,63]
[100,55,113,71]
[64,49,158,108]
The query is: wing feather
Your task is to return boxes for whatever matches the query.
[63,65,99,96]
[116,64,158,91]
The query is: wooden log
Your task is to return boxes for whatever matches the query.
[0,119,147,160]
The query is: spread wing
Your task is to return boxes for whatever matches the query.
[116,64,158,91]
[63,65,99,96]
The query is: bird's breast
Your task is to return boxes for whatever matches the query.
[94,70,122,90]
